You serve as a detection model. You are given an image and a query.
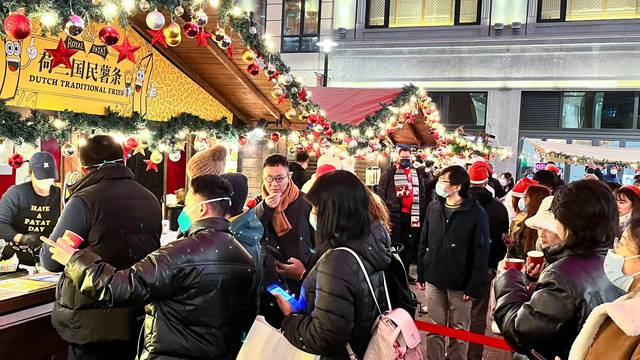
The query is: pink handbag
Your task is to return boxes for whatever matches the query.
[336,248,422,360]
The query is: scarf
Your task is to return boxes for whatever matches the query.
[394,167,420,227]
[261,182,300,237]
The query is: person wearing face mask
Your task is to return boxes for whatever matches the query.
[43,175,257,359]
[499,172,514,194]
[417,165,490,360]
[0,151,60,266]
[568,217,640,359]
[39,135,162,360]
[494,180,624,360]
[377,146,426,283]
[614,185,640,236]
[505,185,551,260]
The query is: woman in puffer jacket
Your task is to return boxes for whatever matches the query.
[273,170,392,360]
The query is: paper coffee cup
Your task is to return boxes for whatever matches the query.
[63,230,84,249]
[504,258,525,271]
[527,251,544,267]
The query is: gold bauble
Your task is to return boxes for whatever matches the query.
[166,35,182,47]
[270,86,283,99]
[285,108,297,120]
[241,49,255,63]
[163,22,181,39]
[150,150,163,164]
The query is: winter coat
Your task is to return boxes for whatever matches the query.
[48,165,161,344]
[569,289,640,360]
[281,221,392,360]
[494,246,625,360]
[377,165,427,221]
[468,187,509,270]
[230,207,264,285]
[289,162,310,190]
[418,197,490,299]
[65,217,258,360]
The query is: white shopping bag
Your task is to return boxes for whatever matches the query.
[236,316,320,360]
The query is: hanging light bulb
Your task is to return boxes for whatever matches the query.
[231,6,243,17]
[40,11,60,29]
[209,0,220,7]
[101,2,119,20]
[121,0,136,13]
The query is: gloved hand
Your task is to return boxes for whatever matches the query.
[18,232,42,247]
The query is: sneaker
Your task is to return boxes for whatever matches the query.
[491,320,501,335]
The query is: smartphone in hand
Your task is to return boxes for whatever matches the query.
[267,283,300,311]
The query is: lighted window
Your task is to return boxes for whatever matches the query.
[282,0,321,52]
[366,0,480,28]
[539,0,640,22]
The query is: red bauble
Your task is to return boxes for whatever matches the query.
[271,132,281,142]
[323,128,333,137]
[323,123,331,132]
[403,112,415,124]
[247,63,260,76]
[307,114,318,124]
[183,22,199,38]
[432,132,440,141]
[246,198,258,209]
[3,13,31,40]
[8,153,25,169]
[125,137,138,150]
[99,25,120,46]
[238,135,248,146]
[386,128,395,135]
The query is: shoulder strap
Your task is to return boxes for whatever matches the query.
[334,247,391,314]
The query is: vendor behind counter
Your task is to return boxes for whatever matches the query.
[0,152,60,266]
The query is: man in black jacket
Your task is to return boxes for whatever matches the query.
[466,164,509,360]
[289,151,310,189]
[378,147,426,282]
[418,165,490,360]
[45,175,257,360]
[40,135,161,360]
[255,154,314,326]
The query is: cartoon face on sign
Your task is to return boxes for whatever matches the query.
[0,37,38,100]
[131,51,153,116]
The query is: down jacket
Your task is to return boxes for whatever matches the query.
[494,246,624,360]
[65,217,258,360]
[280,221,393,360]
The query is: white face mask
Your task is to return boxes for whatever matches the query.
[604,249,640,292]
[499,179,508,187]
[32,178,54,191]
[611,169,618,176]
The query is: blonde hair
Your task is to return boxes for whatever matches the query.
[367,187,391,232]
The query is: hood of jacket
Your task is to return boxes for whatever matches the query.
[344,220,392,272]
[229,208,264,247]
[468,186,494,206]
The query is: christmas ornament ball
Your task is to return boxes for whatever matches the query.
[193,139,209,152]
[241,49,255,63]
[194,10,208,27]
[150,150,163,164]
[220,36,232,48]
[139,0,150,11]
[285,108,297,120]
[174,6,185,16]
[238,135,248,146]
[168,151,182,162]
[4,13,32,40]
[271,132,281,142]
[270,86,283,99]
[61,142,77,157]
[249,26,258,35]
[8,153,25,169]
[247,63,260,76]
[65,15,85,37]
[166,35,182,47]
[265,65,277,77]
[146,10,166,31]
[214,28,225,42]
[163,22,181,39]
[183,22,199,38]
[98,25,120,46]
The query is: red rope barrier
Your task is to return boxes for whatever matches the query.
[415,320,513,352]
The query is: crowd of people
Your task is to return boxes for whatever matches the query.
[2,134,639,359]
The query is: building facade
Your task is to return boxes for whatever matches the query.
[252,0,640,183]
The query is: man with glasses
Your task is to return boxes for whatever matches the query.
[254,154,314,326]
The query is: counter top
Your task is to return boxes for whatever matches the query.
[0,272,58,316]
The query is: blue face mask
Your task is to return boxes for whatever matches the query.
[435,181,450,198]
[518,198,528,213]
[604,249,640,292]
[399,159,411,169]
[177,197,232,233]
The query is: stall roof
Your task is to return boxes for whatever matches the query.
[530,139,640,165]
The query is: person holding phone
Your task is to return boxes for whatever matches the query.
[252,154,314,327]
[43,175,257,360]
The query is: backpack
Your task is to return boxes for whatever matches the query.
[386,251,418,318]
[335,247,422,360]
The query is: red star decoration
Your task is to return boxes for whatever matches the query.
[269,70,281,82]
[298,87,308,102]
[195,29,212,48]
[113,37,140,64]
[45,38,78,71]
[144,159,158,172]
[226,44,234,59]
[278,94,286,105]
[147,29,167,48]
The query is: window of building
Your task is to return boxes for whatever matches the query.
[539,0,640,22]
[366,0,481,28]
[557,91,636,129]
[282,0,321,53]
[429,92,487,127]
[239,0,267,32]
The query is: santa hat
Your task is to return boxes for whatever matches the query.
[472,160,493,175]
[545,164,561,174]
[468,164,489,185]
[621,185,640,201]
[512,178,539,198]
[316,164,336,177]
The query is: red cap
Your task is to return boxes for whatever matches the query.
[621,185,640,201]
[468,164,489,185]
[316,164,336,177]
[545,164,561,174]
[512,178,539,198]
[472,161,493,175]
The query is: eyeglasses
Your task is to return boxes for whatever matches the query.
[264,175,288,184]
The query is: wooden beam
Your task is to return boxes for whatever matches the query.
[129,18,251,123]
[408,123,423,146]
[172,17,284,123]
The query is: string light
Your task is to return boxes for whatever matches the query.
[121,0,136,13]
[40,11,59,28]
[209,0,219,7]
[102,2,119,20]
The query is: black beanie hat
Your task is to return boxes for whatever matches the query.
[220,173,249,217]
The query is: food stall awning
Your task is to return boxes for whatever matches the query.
[530,139,640,166]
